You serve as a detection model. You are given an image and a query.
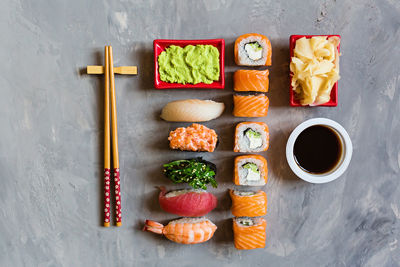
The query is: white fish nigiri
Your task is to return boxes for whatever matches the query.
[160,99,225,122]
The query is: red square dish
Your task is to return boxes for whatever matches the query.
[289,35,341,107]
[153,39,225,89]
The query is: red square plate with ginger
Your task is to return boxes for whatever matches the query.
[289,35,341,107]
[154,39,225,89]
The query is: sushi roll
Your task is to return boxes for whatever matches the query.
[168,123,218,152]
[159,187,217,217]
[234,33,272,66]
[234,122,269,152]
[234,155,268,186]
[233,217,267,250]
[233,94,269,117]
[229,189,267,217]
[234,69,269,92]
[144,218,217,244]
[160,99,225,122]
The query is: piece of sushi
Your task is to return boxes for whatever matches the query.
[163,158,217,189]
[159,187,217,216]
[169,123,218,152]
[234,122,269,152]
[234,69,269,92]
[233,94,269,117]
[144,218,217,244]
[234,33,272,66]
[233,217,267,250]
[229,189,267,217]
[160,99,225,122]
[234,155,268,186]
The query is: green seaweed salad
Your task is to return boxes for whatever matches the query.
[163,158,217,190]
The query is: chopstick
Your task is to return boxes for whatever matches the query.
[103,46,111,227]
[108,46,122,227]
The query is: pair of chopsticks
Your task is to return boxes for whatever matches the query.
[104,46,122,227]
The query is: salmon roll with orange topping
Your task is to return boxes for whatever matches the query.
[234,154,268,186]
[168,123,218,152]
[234,33,272,66]
[229,190,267,217]
[233,217,267,250]
[233,94,269,117]
[234,69,269,92]
[234,122,269,152]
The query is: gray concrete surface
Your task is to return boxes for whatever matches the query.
[1,0,399,266]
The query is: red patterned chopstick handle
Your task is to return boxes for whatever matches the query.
[114,168,122,226]
[104,168,111,227]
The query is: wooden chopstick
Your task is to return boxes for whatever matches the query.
[103,46,111,227]
[108,46,122,227]
[87,65,137,75]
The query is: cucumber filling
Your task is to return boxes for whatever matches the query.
[238,218,254,226]
[245,129,262,149]
[244,42,263,61]
[243,163,260,181]
[235,190,256,196]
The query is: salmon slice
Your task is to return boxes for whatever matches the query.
[233,217,266,250]
[168,123,218,152]
[234,69,269,92]
[144,218,217,244]
[230,190,267,217]
[233,94,269,117]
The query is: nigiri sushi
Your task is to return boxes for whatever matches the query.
[159,187,217,217]
[233,217,267,250]
[234,69,269,92]
[168,123,218,152]
[229,190,267,217]
[234,33,272,66]
[234,122,269,152]
[160,99,225,122]
[234,154,268,186]
[163,158,217,189]
[143,218,217,244]
[233,94,269,117]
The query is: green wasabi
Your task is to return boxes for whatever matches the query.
[158,45,220,84]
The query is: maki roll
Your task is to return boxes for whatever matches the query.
[234,122,269,152]
[234,69,269,92]
[229,189,267,217]
[233,217,267,250]
[233,94,269,117]
[168,123,218,152]
[163,158,217,189]
[234,155,268,186]
[234,33,272,66]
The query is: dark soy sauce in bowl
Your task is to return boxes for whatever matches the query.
[293,125,342,174]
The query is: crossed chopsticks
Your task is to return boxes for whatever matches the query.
[87,46,137,227]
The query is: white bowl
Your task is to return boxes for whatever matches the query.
[286,118,352,183]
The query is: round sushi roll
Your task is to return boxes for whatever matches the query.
[234,33,272,66]
[234,155,268,186]
[233,217,267,250]
[229,189,267,217]
[234,122,269,152]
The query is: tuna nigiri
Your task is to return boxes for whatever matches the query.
[233,217,266,250]
[229,190,267,217]
[159,187,217,217]
[234,69,269,92]
[143,218,217,244]
[233,94,269,117]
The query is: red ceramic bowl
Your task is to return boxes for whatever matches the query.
[153,39,225,89]
[289,35,341,107]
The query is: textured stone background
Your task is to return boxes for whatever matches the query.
[1,0,399,266]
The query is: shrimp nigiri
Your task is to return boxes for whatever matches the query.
[143,218,217,244]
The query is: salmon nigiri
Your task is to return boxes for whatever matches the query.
[143,218,217,244]
[233,217,266,250]
[230,190,267,217]
[233,94,269,117]
[234,69,269,92]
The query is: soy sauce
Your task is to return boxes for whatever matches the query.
[293,125,342,174]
